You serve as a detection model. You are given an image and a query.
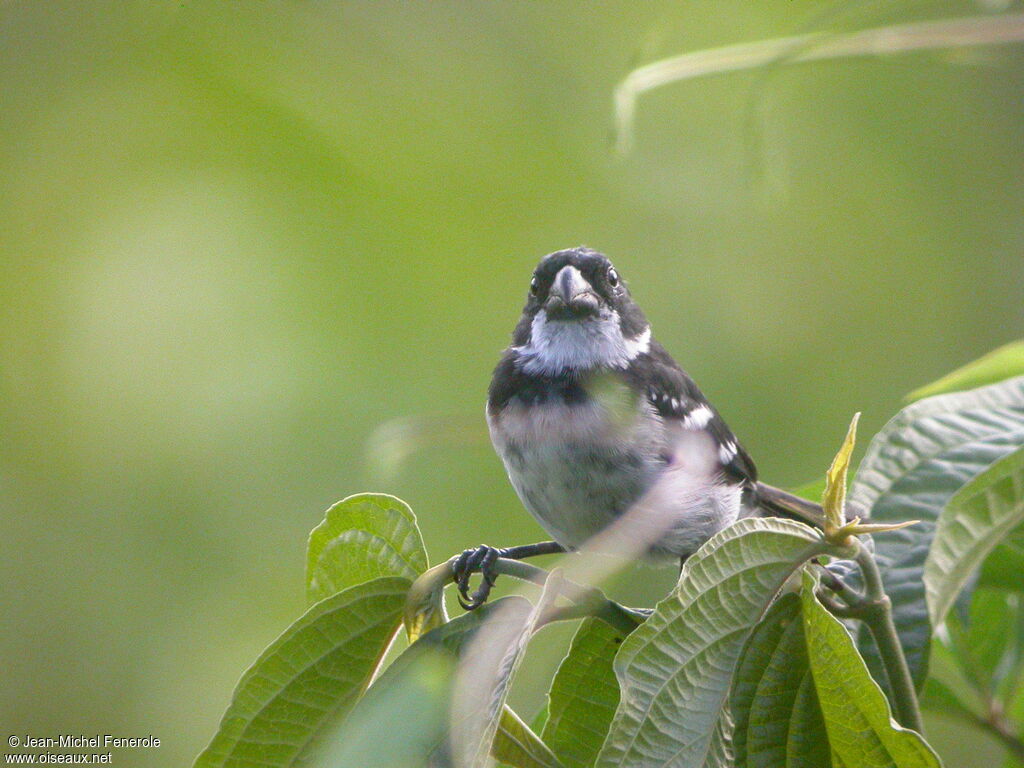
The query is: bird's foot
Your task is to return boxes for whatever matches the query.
[453,545,505,610]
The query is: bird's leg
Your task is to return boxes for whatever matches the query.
[453,541,566,610]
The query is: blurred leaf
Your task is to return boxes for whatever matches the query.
[317,600,510,768]
[492,707,564,768]
[923,674,979,723]
[306,493,428,605]
[800,572,941,768]
[923,633,987,722]
[848,375,1024,689]
[595,518,830,768]
[316,597,560,768]
[979,524,1024,593]
[732,592,831,768]
[949,589,1024,705]
[541,618,622,768]
[925,447,1024,625]
[452,570,564,768]
[311,643,454,768]
[530,706,549,739]
[907,342,1024,403]
[824,413,860,533]
[195,577,410,768]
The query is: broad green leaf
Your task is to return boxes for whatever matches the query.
[907,342,1024,403]
[306,492,427,604]
[800,573,942,768]
[595,517,830,768]
[731,592,831,768]
[195,577,410,768]
[925,447,1024,625]
[848,375,1024,688]
[317,598,561,768]
[542,618,622,768]
[453,570,564,768]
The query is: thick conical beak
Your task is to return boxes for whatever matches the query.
[545,265,601,319]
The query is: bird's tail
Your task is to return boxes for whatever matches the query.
[755,482,826,528]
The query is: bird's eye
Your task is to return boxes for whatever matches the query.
[607,267,620,287]
[530,276,540,296]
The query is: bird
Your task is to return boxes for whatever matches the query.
[453,246,821,609]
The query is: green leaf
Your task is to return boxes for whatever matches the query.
[979,524,1024,593]
[922,633,987,722]
[949,588,1024,705]
[731,592,831,768]
[316,598,560,768]
[195,577,410,768]
[494,707,565,768]
[907,342,1024,402]
[542,618,622,768]
[595,517,830,768]
[925,447,1024,625]
[306,492,428,604]
[800,572,942,768]
[848,375,1024,688]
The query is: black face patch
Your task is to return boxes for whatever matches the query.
[531,247,622,305]
[511,247,648,345]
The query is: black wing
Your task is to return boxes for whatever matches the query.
[623,340,758,485]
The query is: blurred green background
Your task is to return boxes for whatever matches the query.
[2,1,1022,765]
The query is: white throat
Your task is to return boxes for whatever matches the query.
[513,311,651,375]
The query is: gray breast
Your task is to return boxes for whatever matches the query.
[487,390,665,549]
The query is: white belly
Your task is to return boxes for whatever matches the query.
[487,396,744,556]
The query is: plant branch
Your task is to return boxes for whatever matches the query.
[438,554,646,636]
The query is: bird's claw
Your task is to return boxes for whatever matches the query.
[453,545,505,610]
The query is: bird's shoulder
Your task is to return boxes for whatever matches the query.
[624,340,758,484]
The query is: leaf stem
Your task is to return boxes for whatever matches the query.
[851,543,926,734]
[817,565,865,606]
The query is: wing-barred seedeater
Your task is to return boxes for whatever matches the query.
[453,247,821,608]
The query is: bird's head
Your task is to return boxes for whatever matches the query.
[510,247,650,375]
